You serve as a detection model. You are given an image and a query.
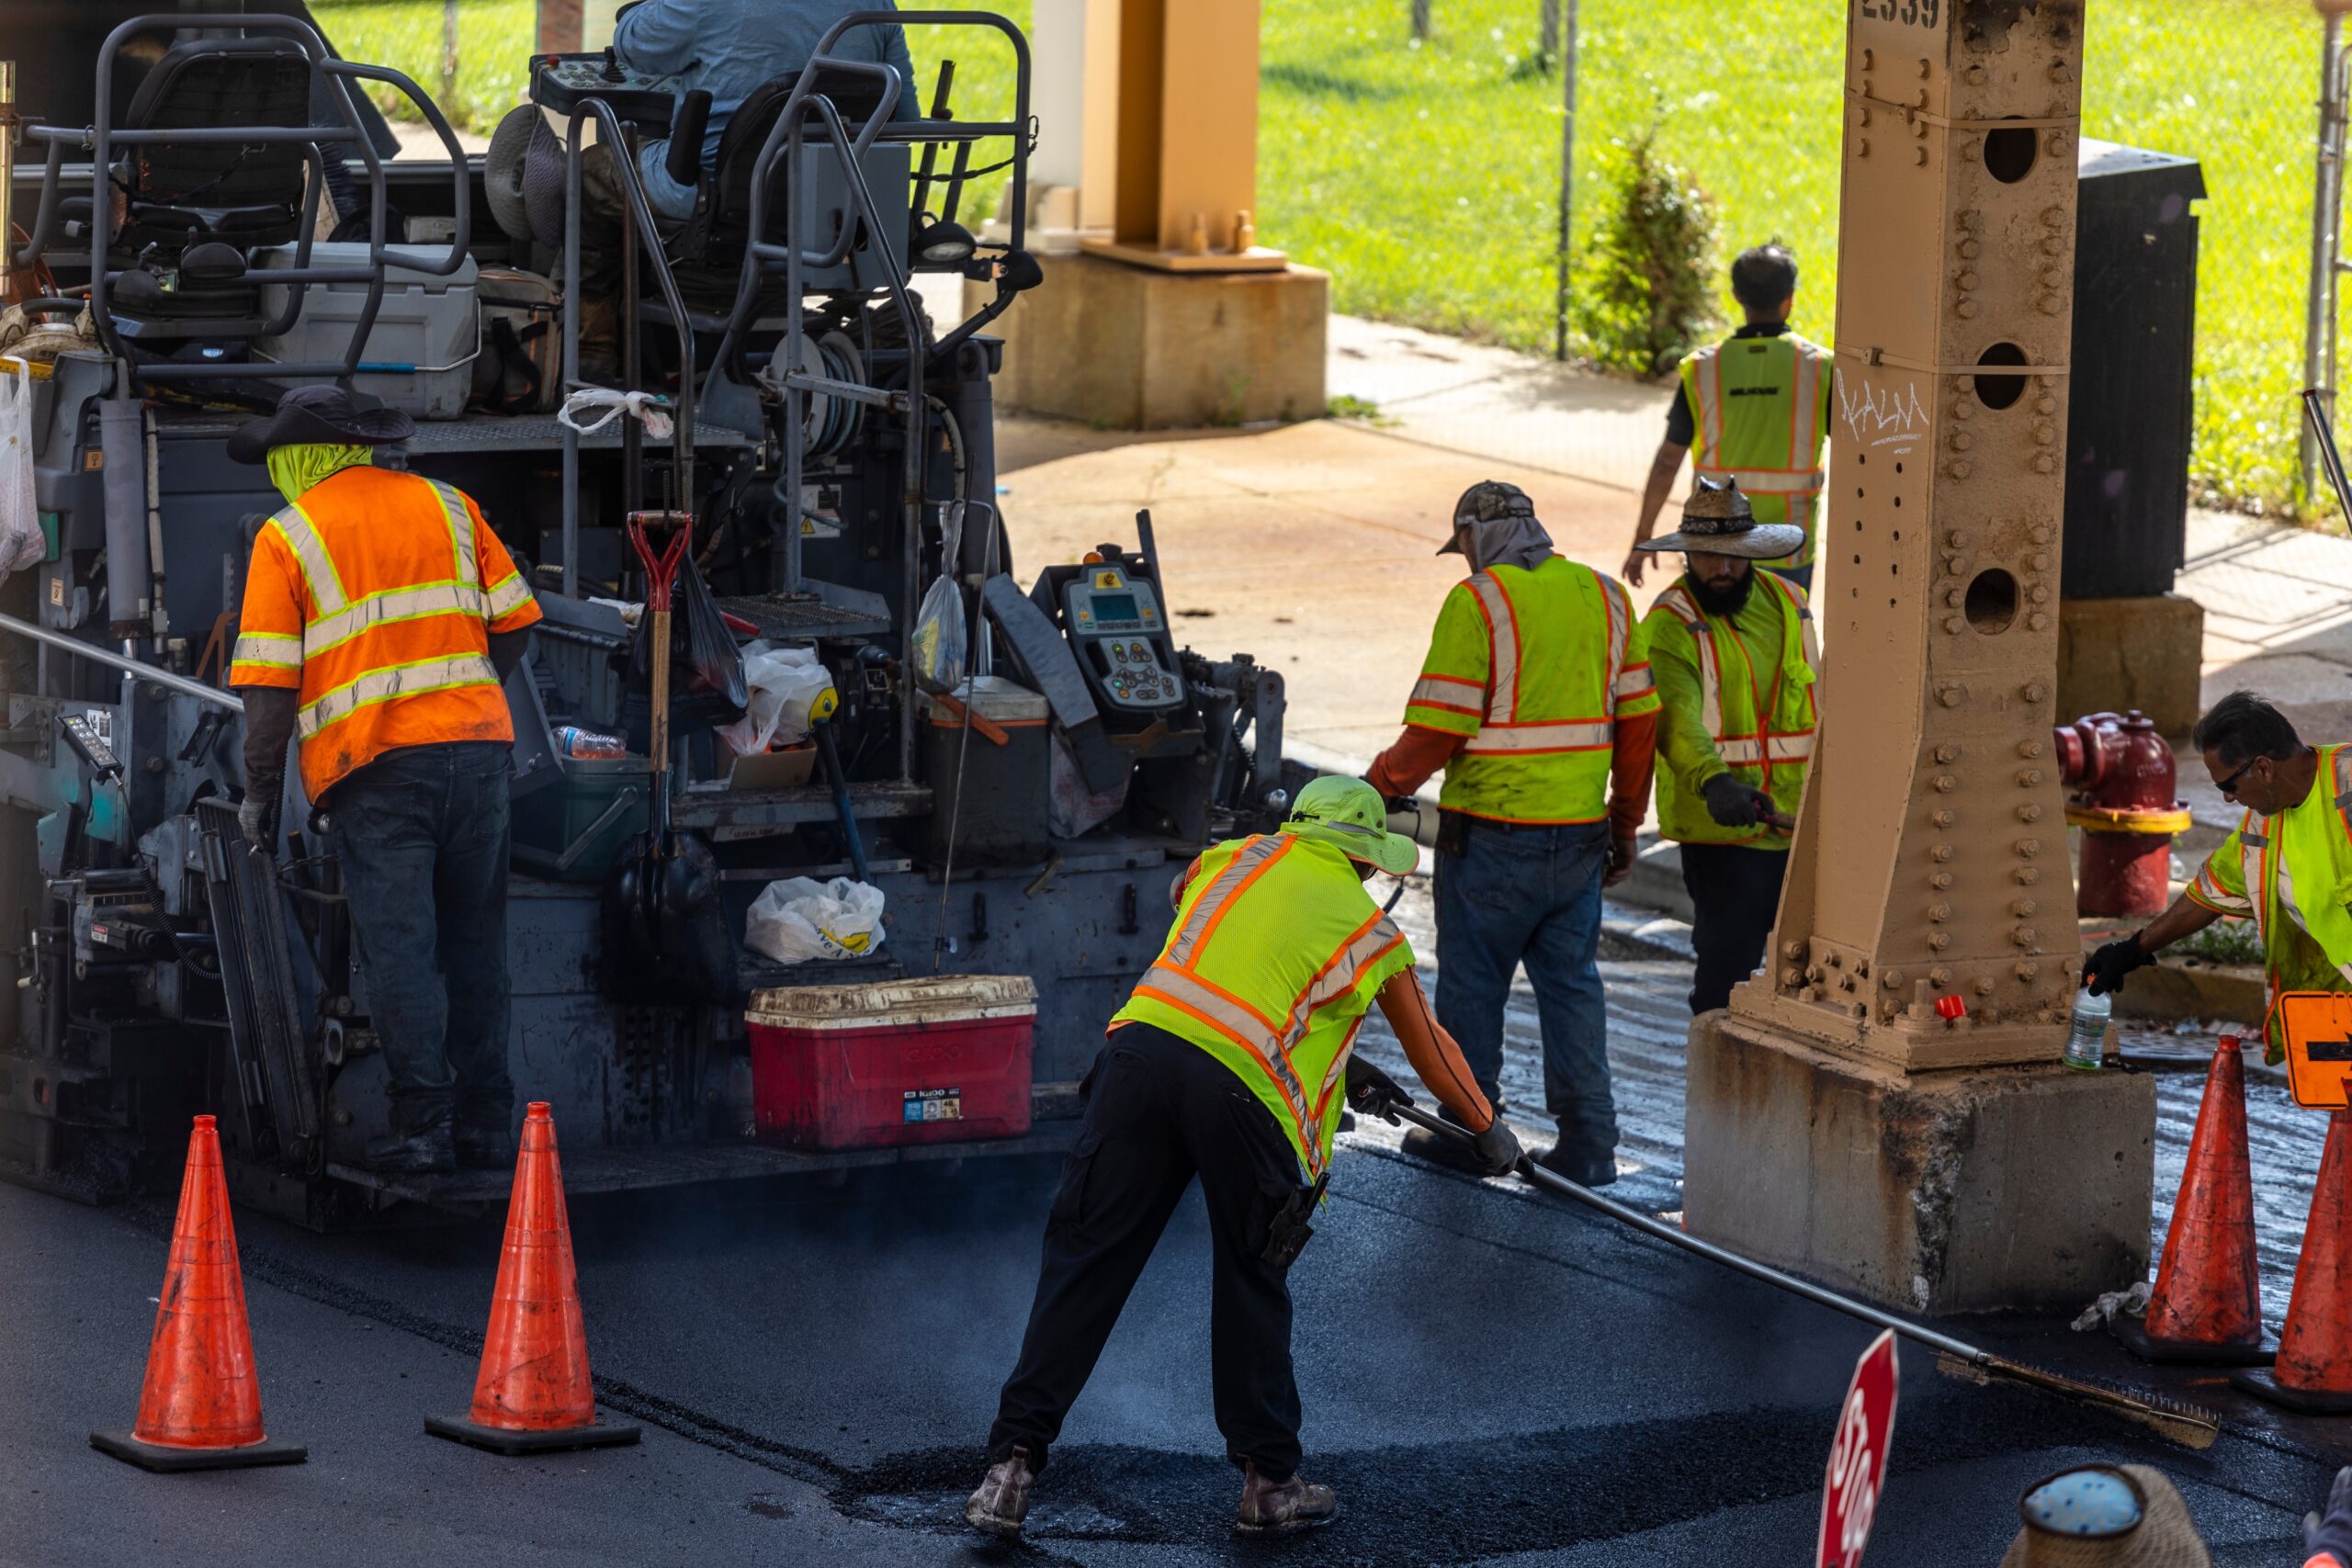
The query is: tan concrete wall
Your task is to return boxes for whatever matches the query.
[976,254,1327,430]
[2057,593,2206,736]
[1684,1014,2154,1315]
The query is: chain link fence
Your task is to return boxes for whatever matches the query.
[312,0,2327,513]
[1273,0,2329,515]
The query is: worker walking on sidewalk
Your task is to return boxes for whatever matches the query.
[2086,692,2352,1060]
[967,778,1520,1540]
[1367,481,1659,1188]
[1633,478,1818,1015]
[228,386,543,1175]
[1622,243,1832,593]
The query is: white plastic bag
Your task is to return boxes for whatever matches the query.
[717,641,836,757]
[745,876,887,963]
[909,502,967,691]
[0,358,44,581]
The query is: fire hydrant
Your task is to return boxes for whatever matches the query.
[2052,709,2191,918]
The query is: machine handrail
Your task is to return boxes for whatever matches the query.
[58,15,471,389]
[811,9,1032,258]
[556,96,703,599]
[0,610,244,714]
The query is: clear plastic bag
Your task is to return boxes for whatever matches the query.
[0,358,44,582]
[745,876,887,963]
[909,501,968,691]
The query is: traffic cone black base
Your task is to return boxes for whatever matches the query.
[90,1429,307,1472]
[2109,1316,2274,1367]
[424,1411,640,1456]
[2230,1366,2352,1414]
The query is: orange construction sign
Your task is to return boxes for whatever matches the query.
[2279,993,2352,1109]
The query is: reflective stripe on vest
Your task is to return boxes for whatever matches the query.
[1466,574,1521,721]
[1463,720,1614,755]
[298,653,503,739]
[1409,673,1485,715]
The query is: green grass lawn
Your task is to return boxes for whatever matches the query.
[313,0,2325,513]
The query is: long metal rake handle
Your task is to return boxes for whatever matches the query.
[1383,1100,2218,1450]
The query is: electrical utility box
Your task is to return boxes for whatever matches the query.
[2064,140,2205,602]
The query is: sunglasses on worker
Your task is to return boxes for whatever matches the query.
[2216,756,2265,799]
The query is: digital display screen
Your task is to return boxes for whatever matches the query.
[1090,592,1141,622]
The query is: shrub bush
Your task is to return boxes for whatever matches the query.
[1576,126,1717,378]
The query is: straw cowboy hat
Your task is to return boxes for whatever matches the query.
[1997,1465,2211,1568]
[1632,476,1807,559]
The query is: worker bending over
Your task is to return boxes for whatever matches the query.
[1623,243,1832,593]
[1368,481,1657,1188]
[1633,478,1818,1014]
[967,778,1520,1540]
[229,387,543,1174]
[2086,693,2352,1059]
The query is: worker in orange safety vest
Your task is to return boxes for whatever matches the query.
[228,386,543,1175]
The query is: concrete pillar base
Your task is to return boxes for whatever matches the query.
[1684,1011,2154,1314]
[2055,592,2206,735]
[971,253,1328,430]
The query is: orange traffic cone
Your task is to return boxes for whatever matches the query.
[2235,1109,2352,1412]
[91,1115,306,1471]
[425,1102,639,1454]
[2113,1036,2272,1365]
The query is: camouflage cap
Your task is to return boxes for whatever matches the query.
[1437,480,1536,555]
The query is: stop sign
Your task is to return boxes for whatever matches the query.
[1817,1328,1900,1568]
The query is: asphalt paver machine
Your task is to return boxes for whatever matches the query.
[0,5,1287,1224]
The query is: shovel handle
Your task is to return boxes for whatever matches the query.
[932,688,1012,746]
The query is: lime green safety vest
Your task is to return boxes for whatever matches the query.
[2186,744,2352,1051]
[1400,558,1660,825]
[1645,571,1819,848]
[1112,832,1416,1179]
[1679,331,1833,569]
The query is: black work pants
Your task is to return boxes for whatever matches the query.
[1678,842,1790,1016]
[324,741,516,1136]
[988,1021,1310,1481]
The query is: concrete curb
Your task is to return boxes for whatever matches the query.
[2113,959,2266,1030]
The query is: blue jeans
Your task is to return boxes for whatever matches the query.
[324,741,515,1135]
[1432,816,1615,1159]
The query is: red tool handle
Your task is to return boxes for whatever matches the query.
[626,510,693,614]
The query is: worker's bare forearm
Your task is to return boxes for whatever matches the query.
[2139,894,2222,954]
[1631,442,1688,547]
[1375,970,1494,1131]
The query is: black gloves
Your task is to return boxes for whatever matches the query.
[1702,772,1778,829]
[2307,1466,2352,1568]
[1471,1117,1523,1178]
[2083,936,2154,998]
[1345,1058,1415,1124]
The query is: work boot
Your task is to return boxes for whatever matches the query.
[966,1445,1035,1539]
[365,1122,456,1175]
[1399,1124,1484,1175]
[455,1122,517,1171]
[1236,1461,1338,1536]
[1532,1142,1617,1188]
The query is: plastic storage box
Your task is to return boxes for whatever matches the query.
[254,243,481,419]
[744,975,1037,1150]
[921,675,1051,867]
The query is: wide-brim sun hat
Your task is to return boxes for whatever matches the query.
[1996,1464,2211,1568]
[1282,775,1419,876]
[1635,475,1807,559]
[226,384,417,464]
[484,104,544,246]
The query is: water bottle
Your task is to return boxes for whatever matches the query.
[2064,988,2110,1071]
[555,726,627,760]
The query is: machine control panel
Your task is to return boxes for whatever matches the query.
[59,712,122,782]
[1063,565,1185,714]
[529,50,682,128]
